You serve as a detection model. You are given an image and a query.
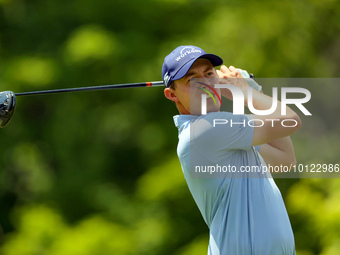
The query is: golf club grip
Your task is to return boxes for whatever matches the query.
[15,81,165,97]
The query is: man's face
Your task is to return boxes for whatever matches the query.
[169,58,221,115]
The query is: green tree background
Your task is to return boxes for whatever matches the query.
[0,0,340,254]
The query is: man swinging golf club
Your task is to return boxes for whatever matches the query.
[163,45,301,255]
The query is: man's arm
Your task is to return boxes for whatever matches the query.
[217,65,301,169]
[250,86,299,169]
[259,137,297,168]
[248,89,301,146]
[217,65,301,145]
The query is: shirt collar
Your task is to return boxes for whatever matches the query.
[173,114,199,132]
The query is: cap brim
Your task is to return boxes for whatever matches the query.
[173,54,223,81]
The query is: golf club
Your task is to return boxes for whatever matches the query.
[0,81,164,128]
[0,91,16,128]
[0,72,255,128]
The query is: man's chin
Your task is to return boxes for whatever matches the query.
[189,105,221,115]
[207,106,221,113]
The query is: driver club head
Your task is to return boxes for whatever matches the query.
[0,91,16,128]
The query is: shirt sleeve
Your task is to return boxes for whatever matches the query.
[192,112,254,153]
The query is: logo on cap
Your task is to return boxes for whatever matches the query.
[162,45,223,87]
[164,72,171,87]
[175,47,202,62]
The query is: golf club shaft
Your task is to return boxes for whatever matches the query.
[15,81,165,97]
[13,72,255,97]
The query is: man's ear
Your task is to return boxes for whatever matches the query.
[164,88,179,102]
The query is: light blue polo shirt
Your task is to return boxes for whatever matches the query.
[174,112,296,255]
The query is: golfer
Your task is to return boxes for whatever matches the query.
[162,45,301,255]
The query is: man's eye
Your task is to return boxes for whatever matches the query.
[207,72,213,76]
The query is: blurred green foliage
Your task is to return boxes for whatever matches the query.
[0,0,340,254]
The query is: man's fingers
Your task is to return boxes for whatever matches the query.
[216,70,224,78]
[219,65,243,79]
[229,66,242,77]
[229,66,237,72]
[220,65,230,74]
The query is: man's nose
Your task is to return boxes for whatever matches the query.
[197,71,208,79]
[194,72,208,84]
